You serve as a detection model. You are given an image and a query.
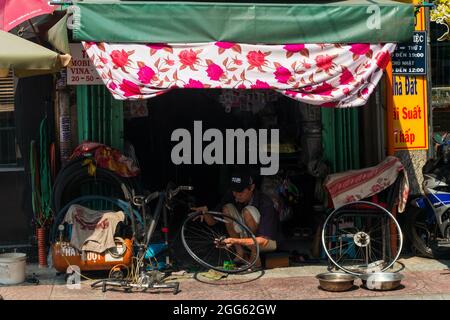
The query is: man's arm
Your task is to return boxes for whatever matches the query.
[223,236,270,248]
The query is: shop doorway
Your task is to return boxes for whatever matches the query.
[123,89,324,267]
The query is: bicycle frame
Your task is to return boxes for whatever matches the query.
[91,184,193,294]
[126,184,193,270]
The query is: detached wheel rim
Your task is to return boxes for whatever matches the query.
[322,201,403,276]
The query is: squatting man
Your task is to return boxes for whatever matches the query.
[192,170,280,269]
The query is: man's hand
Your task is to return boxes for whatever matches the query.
[223,238,236,247]
[191,206,209,222]
[214,237,235,248]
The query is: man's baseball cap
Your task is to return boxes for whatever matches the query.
[230,171,254,192]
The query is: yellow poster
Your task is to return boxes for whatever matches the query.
[391,6,428,150]
[392,74,428,150]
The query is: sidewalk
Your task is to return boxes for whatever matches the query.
[1,256,450,300]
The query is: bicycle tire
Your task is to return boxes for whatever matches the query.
[53,166,133,213]
[181,211,260,274]
[52,157,142,212]
[321,201,403,275]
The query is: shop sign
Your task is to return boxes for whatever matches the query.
[389,5,428,151]
[67,43,103,85]
[391,31,427,75]
[392,74,428,150]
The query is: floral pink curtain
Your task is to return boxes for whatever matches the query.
[83,41,395,108]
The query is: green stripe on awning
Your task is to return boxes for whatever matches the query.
[71,0,414,44]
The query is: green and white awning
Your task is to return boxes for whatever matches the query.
[69,0,414,44]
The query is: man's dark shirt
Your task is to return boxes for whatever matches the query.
[214,189,281,241]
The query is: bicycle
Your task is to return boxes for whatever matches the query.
[91,182,260,293]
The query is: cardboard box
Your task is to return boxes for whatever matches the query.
[264,252,290,269]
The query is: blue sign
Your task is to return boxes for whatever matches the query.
[392,31,427,75]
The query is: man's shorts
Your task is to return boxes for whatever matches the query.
[223,203,276,252]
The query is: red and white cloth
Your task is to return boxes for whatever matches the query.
[83,41,395,108]
[324,156,410,212]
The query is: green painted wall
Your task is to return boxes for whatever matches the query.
[322,108,360,173]
[76,85,124,151]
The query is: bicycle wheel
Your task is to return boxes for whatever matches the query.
[322,201,403,275]
[181,211,259,274]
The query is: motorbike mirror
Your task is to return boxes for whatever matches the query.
[433,133,444,145]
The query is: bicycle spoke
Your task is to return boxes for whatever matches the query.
[221,246,248,265]
[324,241,352,253]
[198,246,217,265]
[202,223,222,239]
[185,225,218,240]
[333,245,355,264]
[182,212,259,273]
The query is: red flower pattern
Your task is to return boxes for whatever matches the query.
[178,49,199,67]
[110,50,130,68]
[315,54,337,74]
[246,51,266,68]
[83,41,394,106]
[119,79,142,97]
[274,66,292,84]
[349,44,371,56]
[251,80,271,89]
[339,68,354,85]
[206,63,224,81]
[137,66,156,84]
[283,44,305,52]
[310,82,334,96]
[215,42,235,49]
[184,79,204,88]
[147,43,169,50]
[376,51,390,70]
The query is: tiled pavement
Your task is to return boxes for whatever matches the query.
[1,256,450,300]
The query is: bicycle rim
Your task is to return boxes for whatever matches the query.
[181,211,259,274]
[322,201,403,275]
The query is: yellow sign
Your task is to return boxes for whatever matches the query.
[391,6,428,151]
[392,75,428,150]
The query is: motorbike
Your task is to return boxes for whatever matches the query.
[407,132,450,258]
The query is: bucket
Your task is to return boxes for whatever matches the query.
[0,253,26,285]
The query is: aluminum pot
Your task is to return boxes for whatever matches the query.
[316,272,358,292]
[359,272,404,291]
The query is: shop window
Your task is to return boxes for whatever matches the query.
[0,70,18,166]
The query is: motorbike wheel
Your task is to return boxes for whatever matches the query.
[405,206,450,259]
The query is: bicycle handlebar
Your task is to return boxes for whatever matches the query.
[131,185,193,206]
[168,185,193,199]
[120,183,131,201]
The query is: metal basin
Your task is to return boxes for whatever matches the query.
[359,272,404,291]
[316,272,358,292]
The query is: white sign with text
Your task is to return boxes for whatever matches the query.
[68,43,103,85]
